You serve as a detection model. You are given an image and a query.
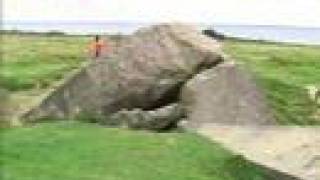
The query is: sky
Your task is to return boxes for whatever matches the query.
[3,0,320,27]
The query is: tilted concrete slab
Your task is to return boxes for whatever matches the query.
[195,124,320,180]
[181,61,277,127]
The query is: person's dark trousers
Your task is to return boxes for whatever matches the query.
[95,50,100,58]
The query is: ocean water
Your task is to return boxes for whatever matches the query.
[2,21,320,45]
[213,25,320,45]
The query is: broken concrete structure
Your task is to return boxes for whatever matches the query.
[22,24,223,124]
[22,24,275,128]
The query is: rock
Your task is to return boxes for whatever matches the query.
[106,103,185,130]
[305,85,320,105]
[22,24,223,128]
[180,61,276,127]
[203,29,225,40]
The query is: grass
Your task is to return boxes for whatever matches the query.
[0,34,89,91]
[0,121,271,180]
[223,40,320,125]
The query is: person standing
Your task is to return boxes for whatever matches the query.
[89,35,108,58]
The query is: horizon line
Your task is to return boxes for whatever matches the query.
[3,20,320,28]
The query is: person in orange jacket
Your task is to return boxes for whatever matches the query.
[89,35,109,58]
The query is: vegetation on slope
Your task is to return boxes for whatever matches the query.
[224,40,320,125]
[1,121,271,180]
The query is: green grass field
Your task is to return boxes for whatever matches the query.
[223,40,320,125]
[1,121,271,180]
[0,34,89,91]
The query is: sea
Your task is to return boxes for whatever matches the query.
[2,21,320,45]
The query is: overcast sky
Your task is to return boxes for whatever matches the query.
[3,0,320,27]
